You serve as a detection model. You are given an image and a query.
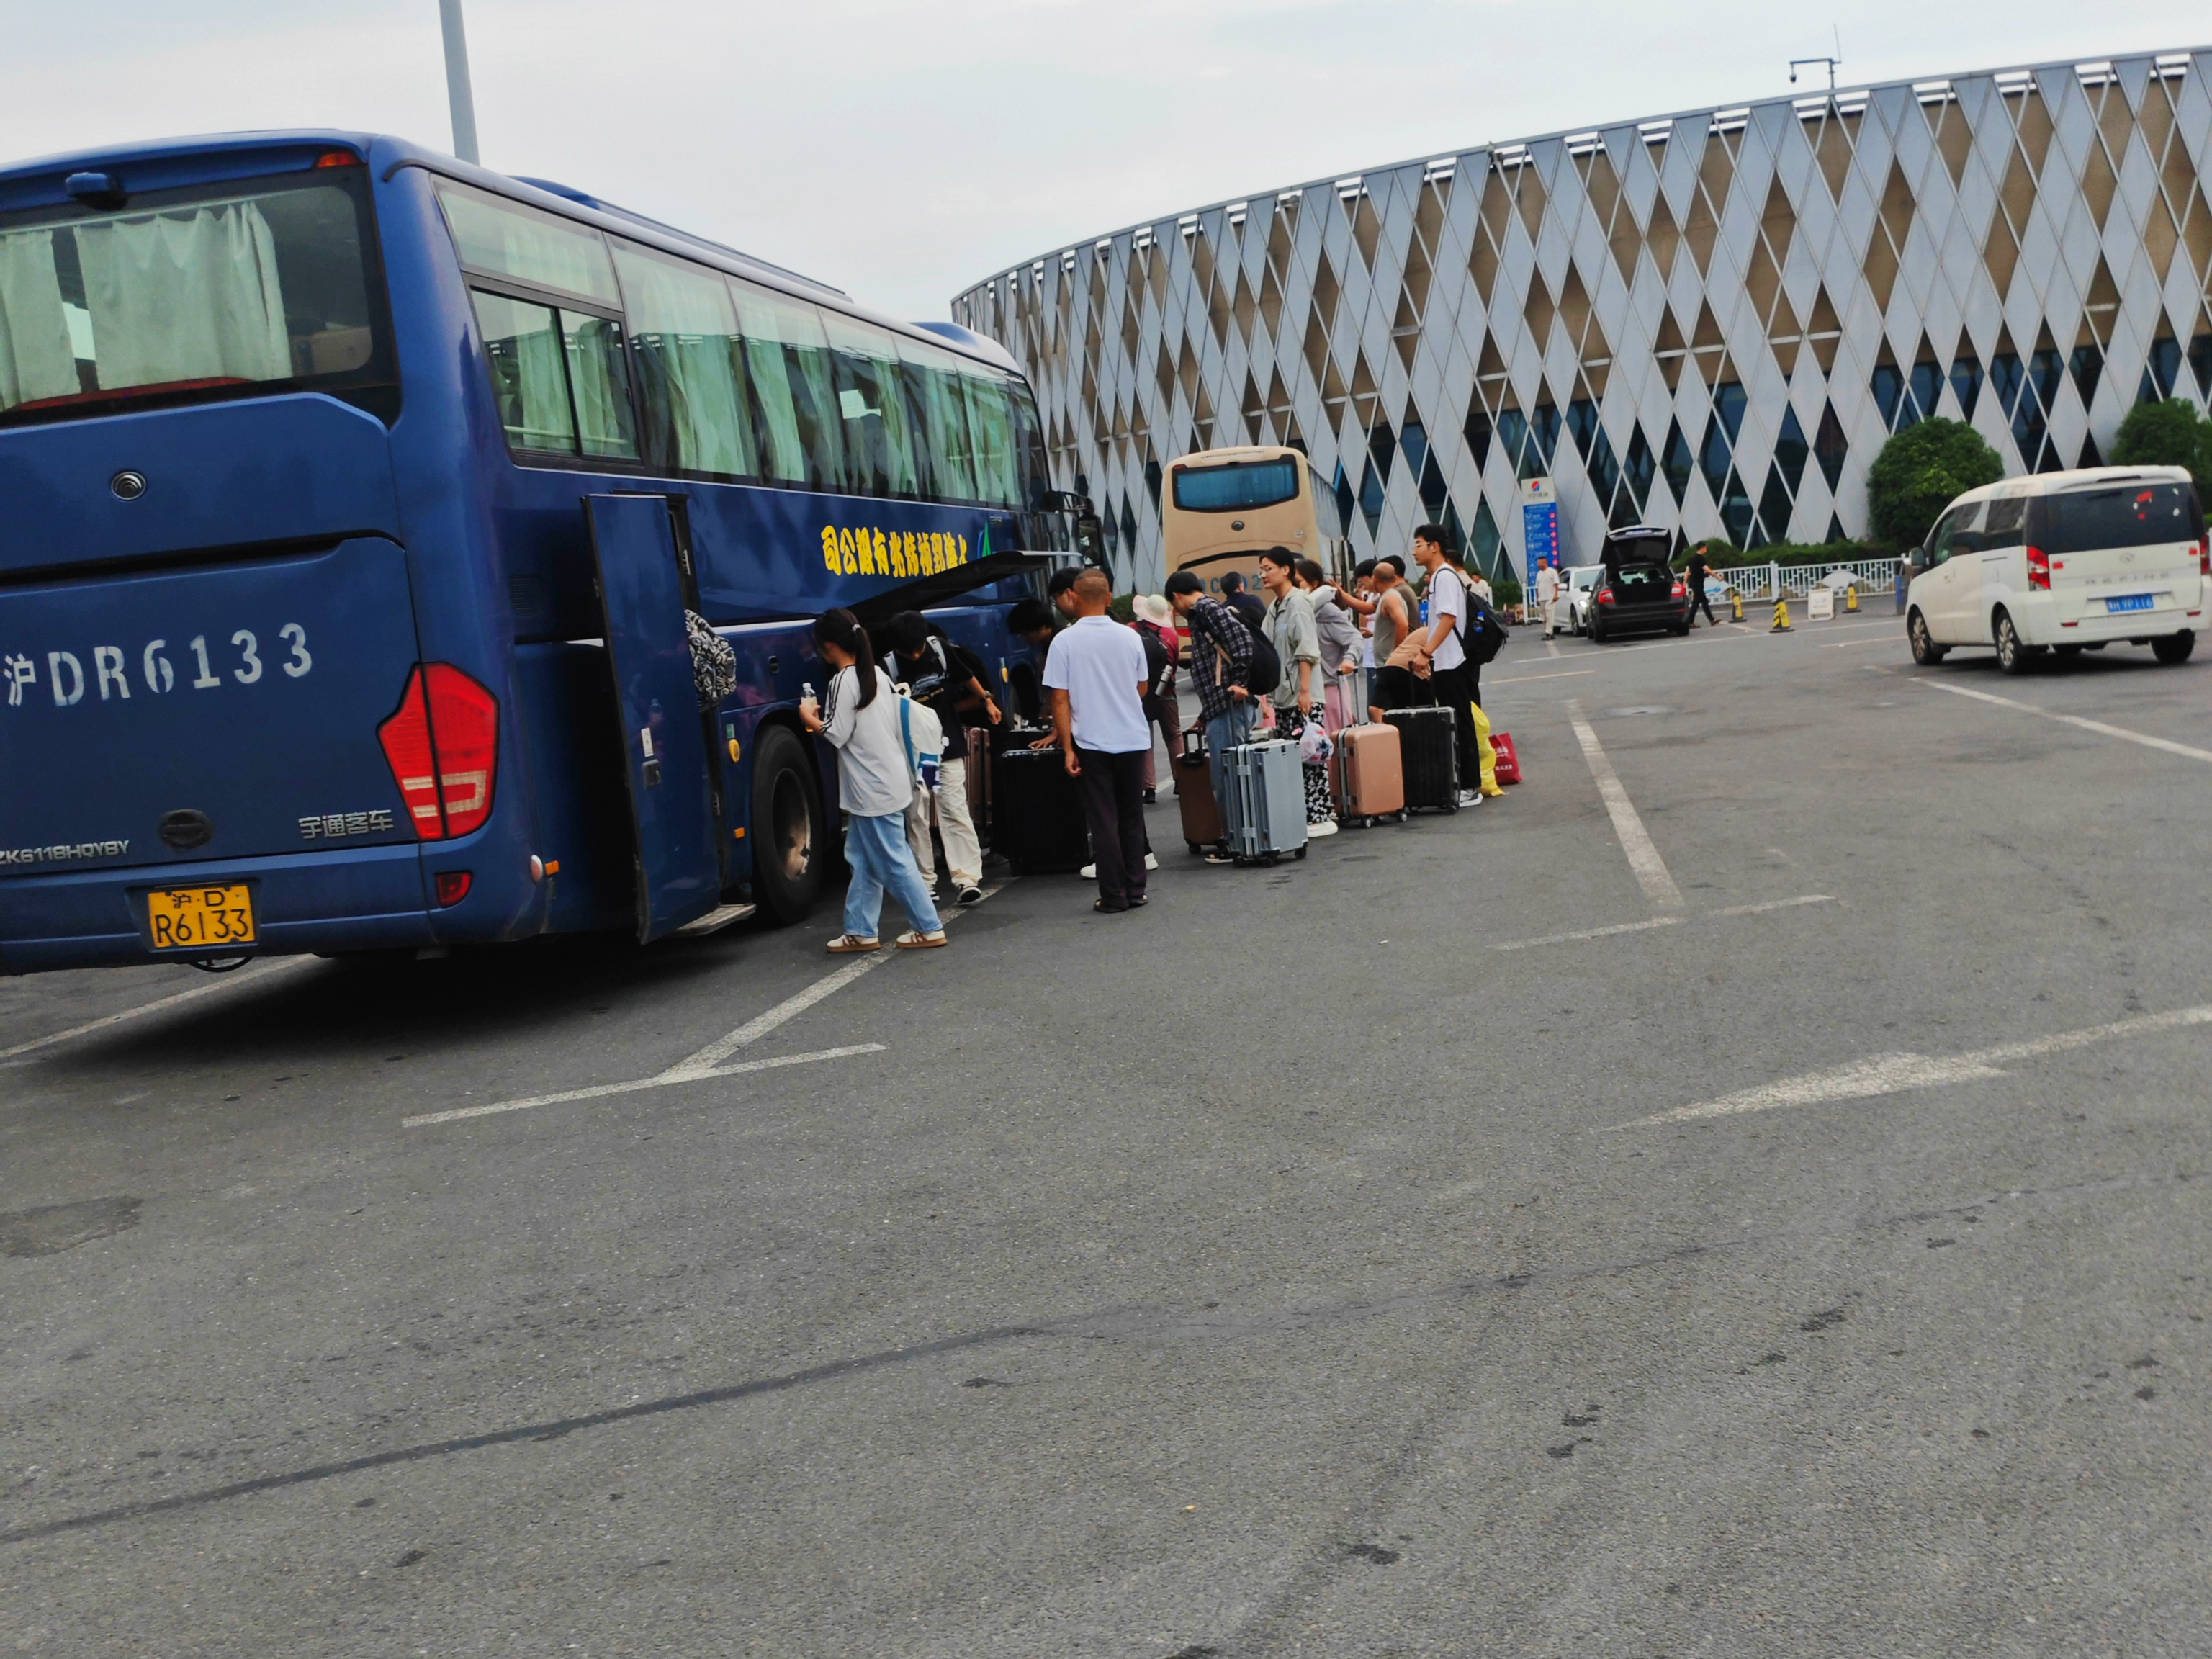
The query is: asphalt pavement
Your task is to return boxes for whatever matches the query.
[4,609,2208,1657]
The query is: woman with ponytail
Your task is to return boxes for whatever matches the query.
[799,608,948,952]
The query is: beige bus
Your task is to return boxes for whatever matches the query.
[1161,445,1351,592]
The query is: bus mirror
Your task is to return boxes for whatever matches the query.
[1074,515,1105,564]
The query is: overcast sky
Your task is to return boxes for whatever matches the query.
[2,3,2203,322]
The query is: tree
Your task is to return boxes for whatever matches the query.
[2110,397,2212,496]
[1866,418,2005,549]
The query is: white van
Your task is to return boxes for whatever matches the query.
[1905,466,2208,673]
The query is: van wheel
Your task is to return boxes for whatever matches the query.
[1993,611,2039,675]
[1908,609,1946,665]
[750,725,825,924]
[2152,630,2195,665]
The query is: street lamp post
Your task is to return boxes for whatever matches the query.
[439,0,480,164]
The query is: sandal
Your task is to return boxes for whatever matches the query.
[894,930,948,949]
[826,933,881,953]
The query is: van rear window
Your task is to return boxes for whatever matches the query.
[2030,482,2204,554]
[1172,458,1300,513]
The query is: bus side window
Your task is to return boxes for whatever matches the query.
[729,279,845,493]
[823,314,922,500]
[472,292,577,454]
[611,240,757,480]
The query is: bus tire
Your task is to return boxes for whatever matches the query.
[750,724,826,925]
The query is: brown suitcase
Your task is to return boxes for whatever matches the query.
[1334,721,1406,825]
[1174,727,1224,852]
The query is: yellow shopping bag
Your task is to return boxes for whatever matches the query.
[1471,701,1503,796]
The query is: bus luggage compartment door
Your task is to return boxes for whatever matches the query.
[585,494,721,943]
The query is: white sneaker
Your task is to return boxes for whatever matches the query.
[1079,862,1097,878]
[1307,819,1339,837]
[1457,789,1484,809]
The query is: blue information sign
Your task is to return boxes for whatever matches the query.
[1521,480,1559,588]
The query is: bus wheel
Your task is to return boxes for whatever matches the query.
[751,725,825,924]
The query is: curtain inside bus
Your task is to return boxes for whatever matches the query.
[612,240,755,477]
[0,230,75,407]
[729,282,841,490]
[1,179,387,420]
[76,204,292,390]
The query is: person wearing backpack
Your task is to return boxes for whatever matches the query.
[1408,526,1491,809]
[799,608,947,952]
[881,611,997,907]
[1165,570,1270,864]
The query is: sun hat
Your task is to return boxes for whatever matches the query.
[1133,593,1175,628]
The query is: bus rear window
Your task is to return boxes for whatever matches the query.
[2030,482,2204,553]
[1172,458,1300,513]
[0,168,394,426]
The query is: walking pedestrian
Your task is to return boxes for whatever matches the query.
[881,611,997,907]
[1258,547,1334,835]
[1535,556,1563,639]
[799,608,947,952]
[1365,555,1421,721]
[1043,570,1153,912]
[1408,526,1485,809]
[1685,543,1717,627]
[1130,593,1184,801]
[1164,570,1255,866]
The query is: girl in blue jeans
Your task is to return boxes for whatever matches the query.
[799,609,947,953]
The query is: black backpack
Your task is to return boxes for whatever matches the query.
[1458,596,1506,666]
[1238,612,1283,697]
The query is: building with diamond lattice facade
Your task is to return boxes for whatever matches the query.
[953,47,2212,592]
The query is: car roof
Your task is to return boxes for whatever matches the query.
[1950,464,2195,507]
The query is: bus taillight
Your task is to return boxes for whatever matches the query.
[377,664,500,840]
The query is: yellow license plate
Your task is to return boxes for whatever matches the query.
[146,884,256,950]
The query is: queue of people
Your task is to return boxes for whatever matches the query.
[799,524,1508,945]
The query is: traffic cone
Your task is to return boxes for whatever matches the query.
[1845,583,1859,612]
[1771,595,1792,632]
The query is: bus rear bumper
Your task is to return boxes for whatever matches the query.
[0,843,437,974]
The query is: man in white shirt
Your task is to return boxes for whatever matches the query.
[1410,524,1484,809]
[1042,569,1154,912]
[1535,557,1563,638]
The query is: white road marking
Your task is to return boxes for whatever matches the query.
[1714,894,1837,917]
[1545,636,1563,659]
[407,883,1005,1128]
[1,956,318,1065]
[401,1043,888,1127]
[1917,679,2212,765]
[1488,669,1594,686]
[1491,894,1834,952]
[1566,701,1683,909]
[1494,917,1682,952]
[1618,1002,2212,1128]
[1831,634,1905,648]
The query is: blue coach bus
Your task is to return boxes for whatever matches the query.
[0,132,1066,973]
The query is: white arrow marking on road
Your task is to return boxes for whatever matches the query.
[404,883,1004,1127]
[401,1043,887,1126]
[1618,1002,2212,1128]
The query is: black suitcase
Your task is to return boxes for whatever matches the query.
[992,743,1090,873]
[1386,707,1459,813]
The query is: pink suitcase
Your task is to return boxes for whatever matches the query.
[1334,722,1406,824]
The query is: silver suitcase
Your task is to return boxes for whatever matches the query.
[1223,739,1308,865]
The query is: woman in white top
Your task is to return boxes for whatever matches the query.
[799,608,947,953]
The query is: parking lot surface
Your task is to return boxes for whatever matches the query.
[4,615,2208,1656]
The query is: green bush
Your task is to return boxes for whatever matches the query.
[1866,418,2005,548]
[2110,397,2212,496]
[1107,592,1137,624]
[1491,567,1524,607]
